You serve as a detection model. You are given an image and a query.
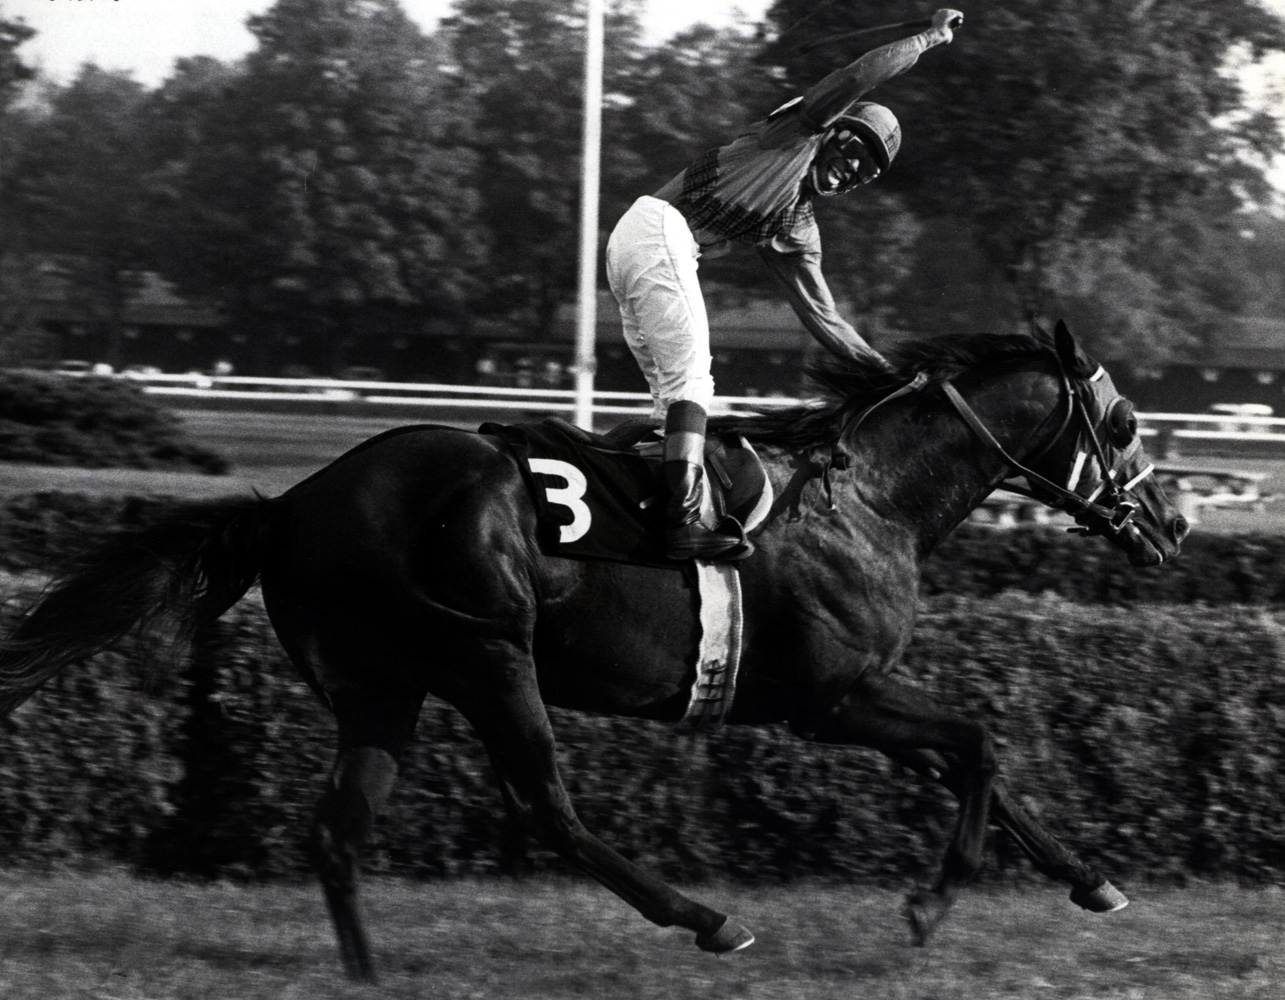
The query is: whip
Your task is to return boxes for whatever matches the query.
[796,18,935,54]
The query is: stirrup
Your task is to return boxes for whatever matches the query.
[665,520,755,562]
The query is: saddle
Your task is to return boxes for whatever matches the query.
[480,416,771,566]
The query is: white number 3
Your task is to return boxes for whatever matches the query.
[527,459,592,543]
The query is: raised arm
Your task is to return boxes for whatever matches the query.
[799,9,963,129]
[756,236,890,370]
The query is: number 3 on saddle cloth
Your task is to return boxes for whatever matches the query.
[479,416,774,726]
[479,417,773,566]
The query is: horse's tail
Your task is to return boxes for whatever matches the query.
[0,494,277,718]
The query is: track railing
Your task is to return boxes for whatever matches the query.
[113,372,1285,442]
[125,373,795,417]
[54,370,1279,524]
[24,367,1279,440]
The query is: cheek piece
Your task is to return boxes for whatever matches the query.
[1064,370,1154,519]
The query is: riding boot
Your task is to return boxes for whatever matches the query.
[662,401,754,561]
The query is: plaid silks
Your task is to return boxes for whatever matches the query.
[672,143,819,249]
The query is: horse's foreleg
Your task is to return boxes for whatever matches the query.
[799,672,997,945]
[309,745,400,981]
[462,679,754,956]
[893,748,1129,913]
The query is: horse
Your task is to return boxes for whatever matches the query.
[0,321,1186,981]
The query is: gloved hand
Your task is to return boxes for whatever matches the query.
[932,9,964,42]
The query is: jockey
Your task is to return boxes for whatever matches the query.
[606,9,964,562]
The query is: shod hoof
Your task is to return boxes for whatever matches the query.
[1070,880,1129,913]
[696,916,755,955]
[904,902,931,947]
[903,889,951,946]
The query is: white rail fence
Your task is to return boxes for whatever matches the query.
[82,371,1282,525]
[119,371,1285,439]
[131,373,764,416]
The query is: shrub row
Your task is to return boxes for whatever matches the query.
[0,371,227,473]
[0,493,180,573]
[0,493,1279,601]
[923,524,1285,603]
[0,586,1280,888]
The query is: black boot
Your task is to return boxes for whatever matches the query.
[662,401,754,562]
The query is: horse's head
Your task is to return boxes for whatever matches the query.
[727,324,1187,566]
[969,321,1188,566]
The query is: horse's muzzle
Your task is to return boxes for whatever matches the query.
[1123,511,1188,567]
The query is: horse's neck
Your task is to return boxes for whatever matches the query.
[842,442,1001,556]
[842,373,1051,554]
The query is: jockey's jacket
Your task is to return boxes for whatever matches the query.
[652,26,951,365]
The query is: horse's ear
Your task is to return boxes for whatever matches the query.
[1053,320,1086,371]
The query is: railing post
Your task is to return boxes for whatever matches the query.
[573,0,604,431]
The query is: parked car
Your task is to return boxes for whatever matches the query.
[1208,402,1274,434]
[53,360,96,375]
[335,366,386,383]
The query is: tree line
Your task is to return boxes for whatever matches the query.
[1,0,1283,375]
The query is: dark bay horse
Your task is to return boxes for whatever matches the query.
[0,322,1186,980]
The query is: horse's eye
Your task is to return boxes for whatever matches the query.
[1106,398,1136,448]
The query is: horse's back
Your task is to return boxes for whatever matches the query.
[285,424,519,515]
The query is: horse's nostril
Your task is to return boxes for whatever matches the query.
[1173,515,1190,542]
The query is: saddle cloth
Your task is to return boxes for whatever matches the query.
[480,417,771,566]
[481,417,772,727]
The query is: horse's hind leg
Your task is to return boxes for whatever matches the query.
[892,748,1129,913]
[311,747,397,980]
[309,690,423,981]
[797,671,997,945]
[456,669,754,955]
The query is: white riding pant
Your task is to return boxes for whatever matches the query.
[606,196,714,422]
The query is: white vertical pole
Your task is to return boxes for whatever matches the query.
[573,0,604,430]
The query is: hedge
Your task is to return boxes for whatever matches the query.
[0,586,1280,889]
[0,494,1280,601]
[923,524,1285,603]
[0,371,227,473]
[0,493,180,573]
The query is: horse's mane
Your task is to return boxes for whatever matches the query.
[716,332,1060,450]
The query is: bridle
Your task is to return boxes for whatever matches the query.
[938,362,1155,537]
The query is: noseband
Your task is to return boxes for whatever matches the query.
[939,364,1155,537]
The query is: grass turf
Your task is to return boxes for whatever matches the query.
[0,871,1280,999]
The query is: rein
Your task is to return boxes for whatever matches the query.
[816,371,932,511]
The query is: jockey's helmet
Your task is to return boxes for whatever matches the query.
[831,103,901,172]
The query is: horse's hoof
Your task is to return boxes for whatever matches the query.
[904,900,931,947]
[1070,880,1129,913]
[902,890,949,946]
[344,963,377,984]
[695,916,755,955]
